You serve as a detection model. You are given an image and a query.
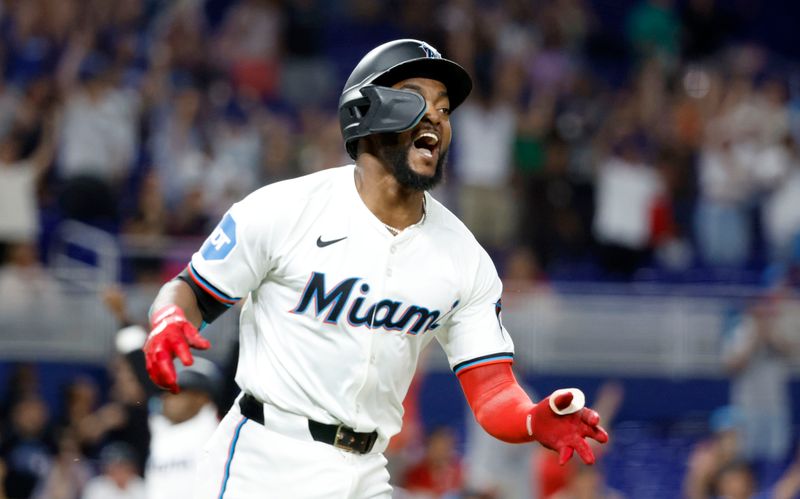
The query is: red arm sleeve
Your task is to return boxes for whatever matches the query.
[457,362,610,465]
[457,361,535,443]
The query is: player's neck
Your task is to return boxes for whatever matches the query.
[354,162,426,232]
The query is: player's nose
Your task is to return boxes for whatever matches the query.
[423,101,442,125]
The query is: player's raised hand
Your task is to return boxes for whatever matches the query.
[529,388,609,465]
[143,304,211,394]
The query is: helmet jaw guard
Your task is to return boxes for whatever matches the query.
[339,39,472,160]
[340,86,427,159]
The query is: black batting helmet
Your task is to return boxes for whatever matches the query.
[339,39,472,159]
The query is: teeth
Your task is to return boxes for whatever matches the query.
[417,132,439,145]
[418,148,433,158]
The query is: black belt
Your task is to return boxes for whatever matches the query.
[239,394,378,455]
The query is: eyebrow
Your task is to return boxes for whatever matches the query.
[399,83,449,100]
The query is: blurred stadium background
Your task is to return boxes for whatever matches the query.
[2,0,800,497]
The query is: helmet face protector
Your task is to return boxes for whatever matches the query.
[339,39,473,159]
[341,86,427,150]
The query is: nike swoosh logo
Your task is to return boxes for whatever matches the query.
[316,236,347,248]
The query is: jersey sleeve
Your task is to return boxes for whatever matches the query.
[436,246,515,375]
[183,196,273,322]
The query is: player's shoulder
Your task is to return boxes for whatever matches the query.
[224,166,350,231]
[243,165,351,206]
[425,194,484,252]
[425,195,499,281]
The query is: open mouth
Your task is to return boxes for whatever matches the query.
[412,131,439,159]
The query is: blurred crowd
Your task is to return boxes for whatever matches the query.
[0,0,798,285]
[0,350,222,499]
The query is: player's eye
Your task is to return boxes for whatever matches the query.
[439,107,451,116]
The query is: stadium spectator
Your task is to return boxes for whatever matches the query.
[525,7,578,96]
[401,426,464,498]
[32,429,92,499]
[1,394,56,499]
[148,83,209,211]
[683,406,744,499]
[0,241,63,319]
[0,363,40,432]
[593,134,663,277]
[51,373,142,472]
[762,136,800,263]
[0,105,58,244]
[102,356,151,475]
[520,134,594,271]
[56,49,141,225]
[121,172,170,242]
[693,63,784,268]
[81,442,145,499]
[708,460,760,499]
[215,0,284,99]
[549,461,625,499]
[202,101,262,219]
[722,297,794,476]
[452,69,518,250]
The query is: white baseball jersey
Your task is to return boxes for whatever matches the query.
[188,164,514,445]
[146,403,219,499]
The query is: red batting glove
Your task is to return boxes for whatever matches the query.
[529,390,609,465]
[143,305,211,394]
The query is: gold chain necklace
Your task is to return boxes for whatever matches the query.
[384,198,426,236]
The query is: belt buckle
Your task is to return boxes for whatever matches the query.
[333,425,360,453]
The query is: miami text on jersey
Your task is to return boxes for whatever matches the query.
[290,272,448,335]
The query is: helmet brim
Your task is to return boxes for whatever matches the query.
[371,58,472,111]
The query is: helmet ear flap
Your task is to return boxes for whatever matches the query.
[342,86,426,159]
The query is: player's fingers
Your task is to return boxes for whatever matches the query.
[553,392,574,411]
[574,439,596,465]
[173,337,194,366]
[584,424,610,444]
[558,446,574,466]
[153,352,177,391]
[184,325,211,350]
[580,408,600,426]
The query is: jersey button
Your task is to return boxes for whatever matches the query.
[386,268,392,277]
[390,246,397,254]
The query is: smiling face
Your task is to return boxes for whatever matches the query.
[373,77,453,191]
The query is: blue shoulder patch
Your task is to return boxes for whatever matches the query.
[200,213,237,261]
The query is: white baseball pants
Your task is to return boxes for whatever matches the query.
[193,397,393,499]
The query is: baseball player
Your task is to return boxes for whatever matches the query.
[143,39,608,498]
[145,359,221,499]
